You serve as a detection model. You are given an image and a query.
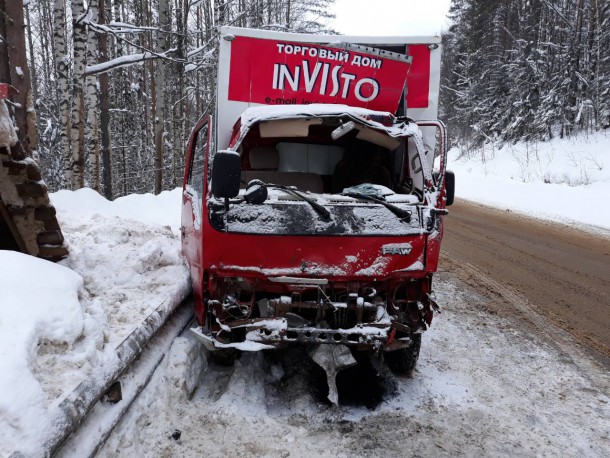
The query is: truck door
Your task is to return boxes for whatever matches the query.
[182,116,211,320]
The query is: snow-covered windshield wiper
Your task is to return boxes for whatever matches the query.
[341,191,412,222]
[269,184,331,219]
[237,179,330,219]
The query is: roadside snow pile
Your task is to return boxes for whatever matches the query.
[51,187,182,234]
[448,129,610,230]
[0,251,84,454]
[51,187,188,346]
[0,187,189,457]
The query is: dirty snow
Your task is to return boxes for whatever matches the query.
[0,251,83,450]
[95,275,610,457]
[0,188,188,457]
[221,201,422,235]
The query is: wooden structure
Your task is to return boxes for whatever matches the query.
[0,86,68,260]
[0,0,68,261]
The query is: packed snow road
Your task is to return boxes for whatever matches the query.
[443,199,610,359]
[59,272,609,457]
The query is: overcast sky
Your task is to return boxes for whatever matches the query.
[330,0,452,36]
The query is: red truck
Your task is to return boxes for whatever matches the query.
[182,27,453,391]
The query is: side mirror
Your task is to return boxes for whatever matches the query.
[445,170,455,206]
[212,150,241,198]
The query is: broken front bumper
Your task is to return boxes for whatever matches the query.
[190,317,395,352]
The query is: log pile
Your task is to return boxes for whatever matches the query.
[0,95,68,261]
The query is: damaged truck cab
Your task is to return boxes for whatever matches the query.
[182,27,453,377]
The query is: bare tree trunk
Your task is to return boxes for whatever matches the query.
[85,0,100,191]
[195,4,202,115]
[25,3,38,104]
[204,0,212,41]
[53,0,72,187]
[4,0,38,158]
[38,0,54,90]
[154,0,170,194]
[98,0,112,199]
[70,0,87,189]
[591,0,601,127]
[213,0,223,27]
[146,0,155,193]
[0,0,9,85]
[172,0,187,186]
[240,0,246,27]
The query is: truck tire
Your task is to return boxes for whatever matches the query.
[384,334,421,375]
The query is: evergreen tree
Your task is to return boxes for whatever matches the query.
[441,0,609,146]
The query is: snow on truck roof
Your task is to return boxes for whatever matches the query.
[235,104,421,144]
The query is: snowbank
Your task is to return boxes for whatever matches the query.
[0,251,84,451]
[0,187,189,457]
[448,129,610,231]
[51,187,183,234]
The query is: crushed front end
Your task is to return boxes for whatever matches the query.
[192,272,439,353]
[184,105,451,382]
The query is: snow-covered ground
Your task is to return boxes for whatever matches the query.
[1,130,609,456]
[96,274,610,457]
[448,129,610,232]
[0,188,189,458]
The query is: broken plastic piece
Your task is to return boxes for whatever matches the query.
[309,344,357,405]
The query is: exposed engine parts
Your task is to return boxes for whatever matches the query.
[200,275,439,352]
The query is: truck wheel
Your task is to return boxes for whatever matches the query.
[384,334,421,375]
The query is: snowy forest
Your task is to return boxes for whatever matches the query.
[2,0,609,197]
[1,0,334,199]
[441,0,610,146]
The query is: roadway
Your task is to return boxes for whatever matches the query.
[441,199,610,359]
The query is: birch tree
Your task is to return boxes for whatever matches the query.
[2,0,37,158]
[98,0,112,198]
[52,0,72,187]
[23,0,336,195]
[85,0,101,191]
[70,0,87,189]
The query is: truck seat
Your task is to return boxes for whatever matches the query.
[248,146,279,170]
[244,146,323,193]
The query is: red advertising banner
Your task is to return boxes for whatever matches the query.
[228,36,428,113]
[406,44,430,110]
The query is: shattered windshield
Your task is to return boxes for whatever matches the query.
[209,114,430,236]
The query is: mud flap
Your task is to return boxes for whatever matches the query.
[309,345,357,405]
